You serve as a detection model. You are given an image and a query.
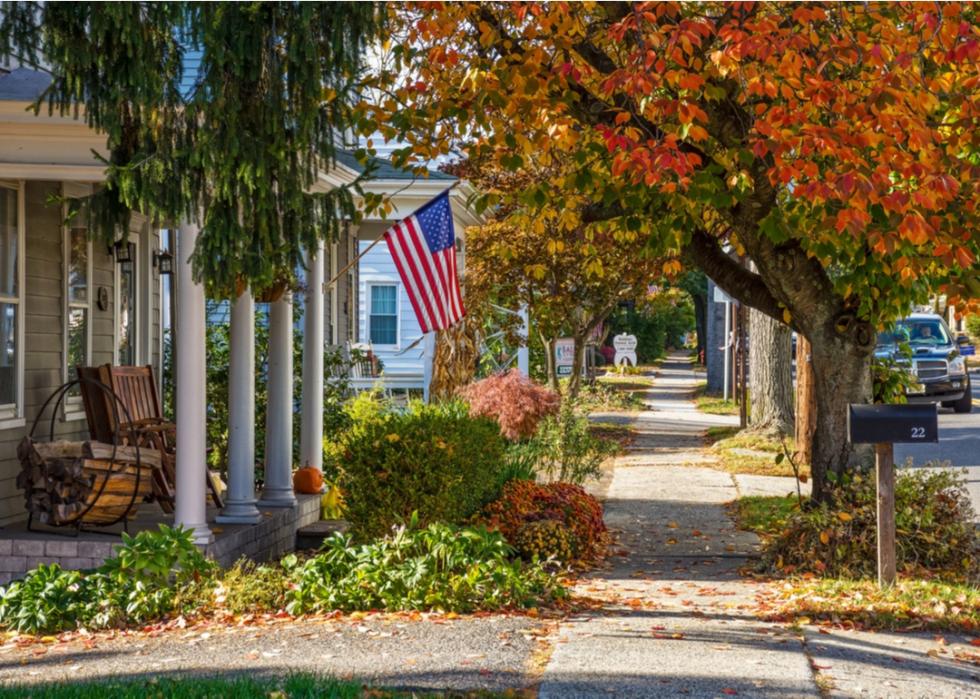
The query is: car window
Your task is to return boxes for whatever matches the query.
[897,320,950,345]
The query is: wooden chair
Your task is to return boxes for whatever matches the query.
[77,364,224,512]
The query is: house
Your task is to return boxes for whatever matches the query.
[334,151,482,394]
[0,65,390,578]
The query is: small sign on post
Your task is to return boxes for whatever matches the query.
[612,333,638,368]
[848,403,938,586]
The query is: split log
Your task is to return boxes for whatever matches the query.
[17,437,154,527]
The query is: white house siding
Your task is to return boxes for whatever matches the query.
[358,240,424,378]
[0,181,160,525]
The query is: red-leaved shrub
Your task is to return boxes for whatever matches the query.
[477,480,607,564]
[459,370,560,440]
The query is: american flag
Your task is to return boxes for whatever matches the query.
[383,192,465,333]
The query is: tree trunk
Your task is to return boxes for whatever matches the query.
[748,308,794,436]
[794,334,816,466]
[566,334,587,398]
[541,333,559,391]
[808,335,873,503]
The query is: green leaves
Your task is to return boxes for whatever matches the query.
[0,525,212,634]
[286,520,566,614]
[1,2,380,295]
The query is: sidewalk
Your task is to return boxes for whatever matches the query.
[540,352,980,698]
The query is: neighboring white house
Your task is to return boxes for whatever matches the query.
[334,152,482,394]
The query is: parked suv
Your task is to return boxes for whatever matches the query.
[875,313,972,413]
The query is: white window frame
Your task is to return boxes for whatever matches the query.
[0,180,25,429]
[62,190,93,421]
[114,236,141,366]
[366,281,400,348]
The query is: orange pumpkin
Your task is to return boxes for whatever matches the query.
[292,466,324,494]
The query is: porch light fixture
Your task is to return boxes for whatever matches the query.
[153,249,174,276]
[111,240,134,264]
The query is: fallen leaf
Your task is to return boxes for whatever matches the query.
[721,689,738,696]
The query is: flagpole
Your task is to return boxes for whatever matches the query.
[324,181,460,291]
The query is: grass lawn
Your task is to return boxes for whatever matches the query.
[708,429,807,478]
[0,675,520,698]
[763,578,980,632]
[695,395,739,415]
[730,494,801,539]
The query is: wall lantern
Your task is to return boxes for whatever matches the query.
[111,240,134,264]
[153,249,174,276]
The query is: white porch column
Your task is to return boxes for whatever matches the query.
[175,220,214,545]
[217,289,262,524]
[517,306,530,376]
[299,241,324,473]
[260,294,297,507]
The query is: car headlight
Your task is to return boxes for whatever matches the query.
[949,356,967,376]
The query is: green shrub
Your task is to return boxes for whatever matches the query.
[965,314,980,342]
[337,400,506,539]
[0,525,213,634]
[0,564,89,634]
[513,519,575,563]
[322,386,392,479]
[762,467,978,580]
[534,402,618,484]
[287,517,566,614]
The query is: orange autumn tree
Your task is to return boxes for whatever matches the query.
[360,1,980,503]
[453,151,665,395]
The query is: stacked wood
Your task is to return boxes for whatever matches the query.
[17,438,155,527]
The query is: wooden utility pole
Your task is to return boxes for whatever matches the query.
[737,303,748,428]
[875,442,896,586]
[795,335,815,465]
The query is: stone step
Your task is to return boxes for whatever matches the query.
[295,519,348,550]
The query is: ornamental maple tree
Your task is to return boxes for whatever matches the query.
[361,1,980,503]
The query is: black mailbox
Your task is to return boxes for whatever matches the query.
[848,404,938,445]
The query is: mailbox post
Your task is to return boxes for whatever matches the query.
[847,404,938,586]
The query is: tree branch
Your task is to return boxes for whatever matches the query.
[683,228,789,326]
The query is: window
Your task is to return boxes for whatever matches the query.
[64,198,92,414]
[369,284,398,345]
[0,182,23,423]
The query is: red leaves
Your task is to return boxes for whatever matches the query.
[460,370,560,440]
[898,213,933,245]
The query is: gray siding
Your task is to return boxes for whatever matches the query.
[0,182,161,526]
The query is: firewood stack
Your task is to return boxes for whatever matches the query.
[17,438,156,527]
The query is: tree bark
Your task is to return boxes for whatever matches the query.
[808,334,873,502]
[748,307,794,436]
[794,335,816,466]
[541,333,559,391]
[567,333,587,398]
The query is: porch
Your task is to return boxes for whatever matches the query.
[0,494,322,585]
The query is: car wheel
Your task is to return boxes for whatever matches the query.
[952,377,973,414]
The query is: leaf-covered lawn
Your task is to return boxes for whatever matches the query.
[0,675,524,698]
[731,495,801,539]
[695,394,741,416]
[759,578,980,633]
[709,430,806,478]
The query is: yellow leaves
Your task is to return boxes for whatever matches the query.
[782,309,792,324]
[837,512,853,523]
[663,260,683,276]
[819,531,830,545]
[546,240,565,255]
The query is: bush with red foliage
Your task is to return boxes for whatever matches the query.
[477,480,607,564]
[458,370,560,441]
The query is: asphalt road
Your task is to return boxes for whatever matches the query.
[895,369,980,519]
